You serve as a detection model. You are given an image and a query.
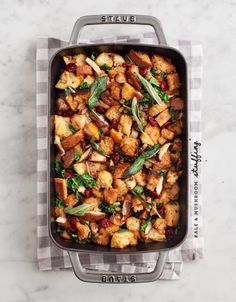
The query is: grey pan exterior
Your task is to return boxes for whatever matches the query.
[47,15,190,283]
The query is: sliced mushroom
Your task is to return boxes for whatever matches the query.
[159,143,171,160]
[83,211,106,221]
[54,135,65,156]
[89,151,107,162]
[78,147,92,162]
[155,176,164,195]
[90,110,109,128]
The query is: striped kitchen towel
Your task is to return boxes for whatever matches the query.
[36,32,203,280]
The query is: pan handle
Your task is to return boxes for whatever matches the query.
[68,251,168,283]
[69,14,167,45]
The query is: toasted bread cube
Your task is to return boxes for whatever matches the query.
[54,206,66,218]
[95,229,110,246]
[54,115,72,139]
[76,222,90,240]
[134,170,146,186]
[104,188,119,204]
[60,230,71,240]
[62,149,75,168]
[83,197,101,210]
[113,54,125,66]
[73,162,87,175]
[61,130,84,150]
[126,217,140,231]
[109,129,123,144]
[149,102,168,117]
[71,114,89,130]
[97,171,113,189]
[161,128,175,141]
[166,171,179,185]
[156,109,171,127]
[105,105,121,121]
[55,71,83,89]
[109,66,126,79]
[113,179,128,196]
[99,136,114,156]
[145,228,166,241]
[126,65,142,90]
[65,194,78,207]
[152,55,175,74]
[118,114,133,136]
[109,82,121,100]
[113,163,130,179]
[170,97,184,110]
[129,50,152,68]
[74,54,86,66]
[111,231,138,248]
[165,201,180,227]
[84,122,100,140]
[76,64,93,76]
[158,136,167,145]
[95,52,113,68]
[82,75,95,86]
[120,136,139,157]
[141,123,160,145]
[166,73,180,90]
[54,178,68,201]
[153,218,167,234]
[146,174,160,192]
[65,94,78,111]
[121,83,137,101]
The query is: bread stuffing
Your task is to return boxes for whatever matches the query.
[53,50,184,248]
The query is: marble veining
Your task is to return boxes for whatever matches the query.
[0,0,235,301]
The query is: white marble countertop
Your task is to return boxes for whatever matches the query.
[0,0,236,301]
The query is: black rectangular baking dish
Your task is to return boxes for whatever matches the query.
[48,14,189,283]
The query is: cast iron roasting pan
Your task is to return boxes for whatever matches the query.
[48,14,189,283]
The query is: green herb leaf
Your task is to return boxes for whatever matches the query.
[150,67,158,77]
[149,77,160,87]
[66,174,83,192]
[64,203,95,217]
[54,160,65,178]
[55,194,65,208]
[88,76,108,109]
[140,93,155,106]
[79,173,96,189]
[74,152,81,161]
[140,217,152,233]
[75,191,83,200]
[131,185,145,201]
[99,202,121,216]
[80,82,90,90]
[169,106,175,121]
[98,129,103,136]
[90,138,105,156]
[131,97,144,132]
[68,124,77,134]
[124,144,160,178]
[159,170,167,177]
[134,72,162,105]
[159,72,167,79]
[64,86,76,95]
[90,51,97,61]
[100,64,111,71]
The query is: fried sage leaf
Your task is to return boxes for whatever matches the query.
[124,144,160,178]
[64,203,95,217]
[134,72,162,105]
[88,76,107,109]
[131,97,144,132]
